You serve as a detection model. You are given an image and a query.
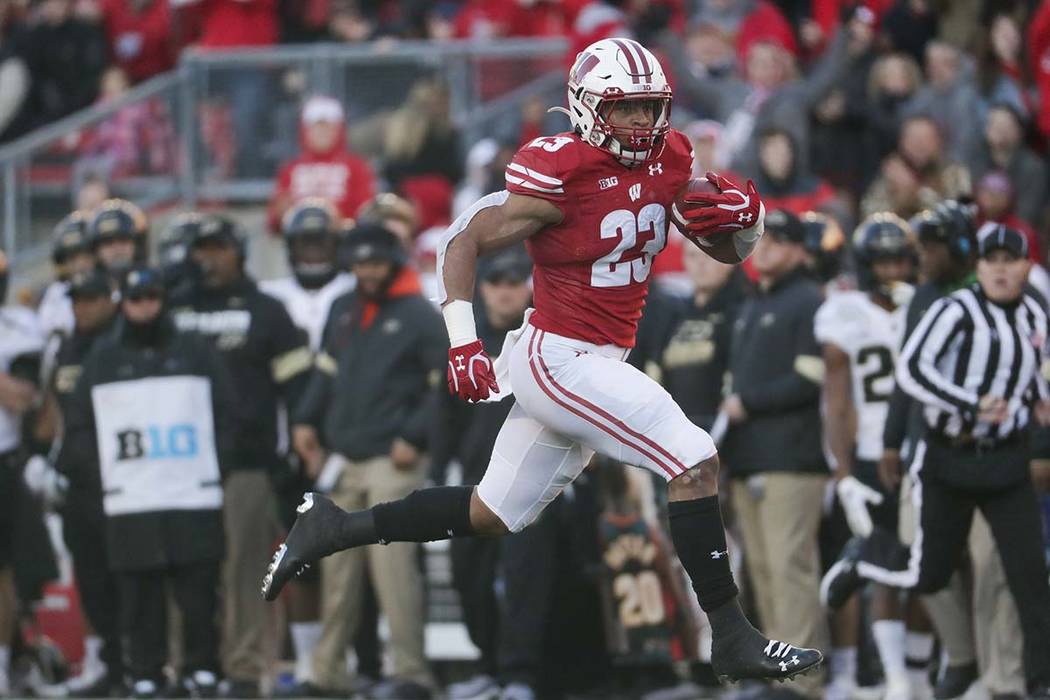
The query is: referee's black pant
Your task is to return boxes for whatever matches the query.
[857,437,1050,689]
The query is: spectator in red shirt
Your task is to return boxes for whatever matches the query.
[1027,0,1050,142]
[178,0,278,49]
[99,0,174,83]
[974,170,1042,263]
[268,95,375,234]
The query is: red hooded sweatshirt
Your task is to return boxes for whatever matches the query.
[268,100,376,233]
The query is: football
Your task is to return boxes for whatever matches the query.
[670,176,719,232]
[671,177,741,264]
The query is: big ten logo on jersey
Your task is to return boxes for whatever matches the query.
[591,204,667,288]
[174,309,251,351]
[116,423,199,461]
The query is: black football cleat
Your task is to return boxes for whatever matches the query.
[711,631,823,683]
[819,535,866,609]
[262,493,359,601]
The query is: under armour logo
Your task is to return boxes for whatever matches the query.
[648,163,663,176]
[455,354,466,371]
[710,550,728,560]
[779,661,789,672]
[790,655,800,666]
[629,183,642,202]
[738,212,753,224]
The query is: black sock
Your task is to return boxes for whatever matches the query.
[668,495,740,613]
[371,485,476,543]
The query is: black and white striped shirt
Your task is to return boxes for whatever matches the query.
[897,285,1050,442]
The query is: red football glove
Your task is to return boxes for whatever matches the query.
[448,340,499,402]
[678,171,763,238]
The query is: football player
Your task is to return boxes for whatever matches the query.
[37,212,96,339]
[89,199,149,277]
[258,198,353,688]
[265,38,821,681]
[260,198,354,351]
[816,214,917,700]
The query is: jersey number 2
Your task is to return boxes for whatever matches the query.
[591,204,667,288]
[858,345,894,403]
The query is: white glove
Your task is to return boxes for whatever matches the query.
[836,475,884,537]
[22,455,68,508]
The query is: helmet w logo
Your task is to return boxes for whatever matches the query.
[572,53,600,84]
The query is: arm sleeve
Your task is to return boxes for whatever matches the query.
[895,298,979,415]
[739,294,824,414]
[55,355,98,481]
[292,355,333,430]
[201,341,240,474]
[399,307,450,450]
[266,301,313,410]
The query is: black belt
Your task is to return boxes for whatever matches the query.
[926,430,1025,453]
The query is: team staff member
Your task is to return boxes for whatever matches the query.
[168,215,312,699]
[60,267,237,699]
[822,224,1050,698]
[720,209,828,700]
[657,243,747,431]
[44,270,123,697]
[292,223,446,699]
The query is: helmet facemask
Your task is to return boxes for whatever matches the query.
[593,93,671,165]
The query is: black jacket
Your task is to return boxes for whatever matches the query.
[51,318,116,497]
[656,271,747,430]
[296,278,447,461]
[170,277,311,472]
[60,315,237,571]
[723,268,827,476]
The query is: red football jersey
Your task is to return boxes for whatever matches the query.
[506,130,693,347]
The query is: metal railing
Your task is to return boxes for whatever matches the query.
[0,38,567,267]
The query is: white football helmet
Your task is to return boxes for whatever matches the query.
[556,38,672,166]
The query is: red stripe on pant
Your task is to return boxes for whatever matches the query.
[527,329,682,478]
[535,331,688,474]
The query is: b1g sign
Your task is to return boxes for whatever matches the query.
[92,375,222,516]
[116,424,199,461]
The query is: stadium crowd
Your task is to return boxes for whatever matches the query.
[2,1,1050,700]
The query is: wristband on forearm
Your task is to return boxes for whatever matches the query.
[442,299,478,346]
[733,202,765,261]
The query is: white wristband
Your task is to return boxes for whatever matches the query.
[733,201,765,261]
[442,299,478,346]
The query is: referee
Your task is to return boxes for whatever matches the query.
[821,223,1050,695]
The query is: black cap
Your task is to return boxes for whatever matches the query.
[480,248,532,284]
[67,269,114,299]
[121,266,165,298]
[764,209,805,244]
[977,222,1028,260]
[342,223,405,266]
